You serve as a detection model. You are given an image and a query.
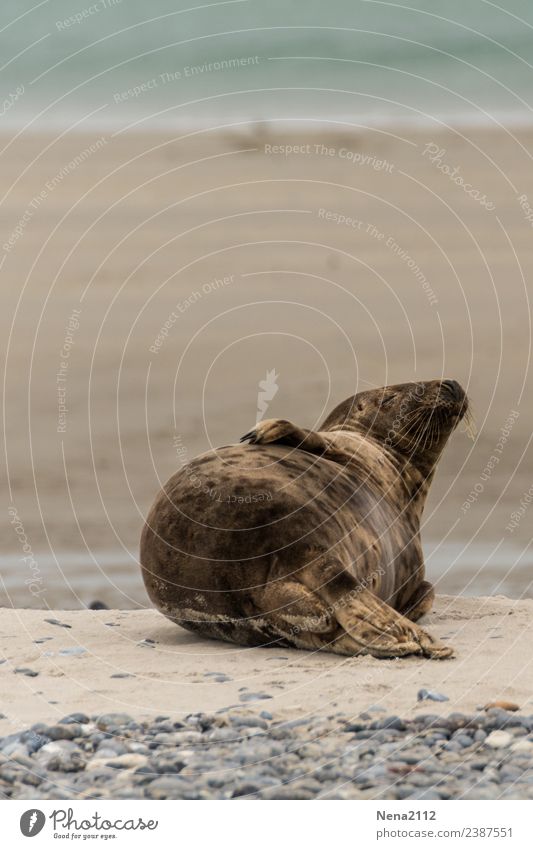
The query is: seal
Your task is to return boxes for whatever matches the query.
[140,379,470,659]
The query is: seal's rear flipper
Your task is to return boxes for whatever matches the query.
[299,557,453,660]
[334,591,452,659]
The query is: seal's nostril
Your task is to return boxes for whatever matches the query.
[441,379,462,400]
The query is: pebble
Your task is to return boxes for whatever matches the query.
[238,692,272,702]
[58,647,87,656]
[43,724,81,741]
[483,701,520,712]
[96,713,134,730]
[37,741,84,772]
[44,619,72,629]
[203,672,232,683]
[60,713,89,725]
[14,668,39,677]
[485,730,513,749]
[511,740,533,754]
[230,716,268,730]
[417,688,449,702]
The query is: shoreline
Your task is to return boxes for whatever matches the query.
[3,114,533,134]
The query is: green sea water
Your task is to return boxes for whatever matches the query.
[1,0,533,129]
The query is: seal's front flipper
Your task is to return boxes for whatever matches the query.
[240,419,330,453]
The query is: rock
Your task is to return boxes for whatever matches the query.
[43,724,80,741]
[230,716,268,730]
[511,740,533,754]
[238,692,272,703]
[84,757,117,772]
[375,716,406,731]
[14,668,39,677]
[88,601,109,610]
[418,689,449,702]
[203,672,232,683]
[499,765,523,782]
[60,713,90,725]
[261,785,317,800]
[231,782,263,797]
[207,727,238,743]
[58,647,87,656]
[97,737,129,752]
[105,753,148,769]
[485,731,513,749]
[95,713,134,730]
[144,777,188,799]
[483,701,520,712]
[44,619,72,629]
[38,741,85,772]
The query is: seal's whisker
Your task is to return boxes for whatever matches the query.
[461,405,477,440]
[396,409,427,438]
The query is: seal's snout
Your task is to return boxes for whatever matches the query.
[440,379,464,402]
[439,379,469,421]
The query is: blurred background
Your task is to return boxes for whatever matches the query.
[1,0,533,607]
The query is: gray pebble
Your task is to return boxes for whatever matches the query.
[230,716,268,730]
[238,692,272,703]
[96,713,134,730]
[418,688,450,702]
[60,713,89,725]
[144,777,188,799]
[58,647,87,656]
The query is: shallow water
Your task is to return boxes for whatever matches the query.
[2,540,532,610]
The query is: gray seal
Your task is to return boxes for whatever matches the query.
[140,379,469,659]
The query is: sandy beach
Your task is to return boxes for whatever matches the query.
[1,595,531,735]
[2,127,533,800]
[1,126,533,609]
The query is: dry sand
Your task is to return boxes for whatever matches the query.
[1,595,531,735]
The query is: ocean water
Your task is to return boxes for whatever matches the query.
[1,0,533,129]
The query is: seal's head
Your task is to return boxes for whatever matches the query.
[322,378,470,476]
